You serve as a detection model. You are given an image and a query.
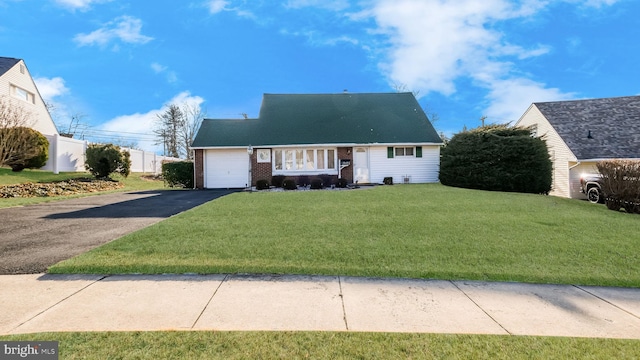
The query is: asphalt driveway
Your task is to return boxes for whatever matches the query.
[0,189,235,274]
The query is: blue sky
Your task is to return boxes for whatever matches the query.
[1,0,638,152]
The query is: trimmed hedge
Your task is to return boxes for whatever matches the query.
[597,160,640,213]
[162,161,194,188]
[440,125,552,194]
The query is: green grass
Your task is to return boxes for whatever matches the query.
[0,167,166,208]
[50,184,640,287]
[2,331,638,359]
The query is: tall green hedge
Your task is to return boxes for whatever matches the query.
[439,125,552,194]
[162,161,194,188]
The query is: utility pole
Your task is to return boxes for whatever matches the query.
[480,116,487,127]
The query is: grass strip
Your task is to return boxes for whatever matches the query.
[2,331,639,359]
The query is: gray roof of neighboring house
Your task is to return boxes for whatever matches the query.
[192,92,443,148]
[534,95,640,160]
[0,57,21,77]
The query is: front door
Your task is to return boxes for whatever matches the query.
[353,147,370,183]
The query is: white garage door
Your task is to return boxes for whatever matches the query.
[205,149,250,188]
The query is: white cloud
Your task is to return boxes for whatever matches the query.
[151,62,178,83]
[74,15,153,47]
[99,92,204,152]
[33,76,69,101]
[206,0,228,14]
[54,0,111,11]
[362,0,584,122]
[484,78,575,122]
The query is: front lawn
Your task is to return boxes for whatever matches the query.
[2,331,638,359]
[50,184,640,287]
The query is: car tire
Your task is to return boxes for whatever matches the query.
[587,187,601,204]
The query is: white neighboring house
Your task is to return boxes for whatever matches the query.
[0,57,58,137]
[0,56,90,173]
[515,95,640,199]
[191,92,443,189]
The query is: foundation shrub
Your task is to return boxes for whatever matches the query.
[271,175,285,188]
[256,179,270,190]
[283,179,298,190]
[310,178,323,189]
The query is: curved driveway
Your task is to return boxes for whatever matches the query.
[0,189,234,274]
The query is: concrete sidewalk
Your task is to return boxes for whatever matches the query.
[1,274,639,338]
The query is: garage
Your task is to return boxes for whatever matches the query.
[204,149,250,188]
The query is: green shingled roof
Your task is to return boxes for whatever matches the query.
[191,93,442,148]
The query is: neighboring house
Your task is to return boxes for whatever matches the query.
[0,57,58,136]
[515,95,640,199]
[191,92,443,189]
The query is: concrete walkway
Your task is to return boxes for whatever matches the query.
[2,274,639,339]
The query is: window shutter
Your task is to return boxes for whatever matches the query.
[387,147,394,158]
[416,146,422,158]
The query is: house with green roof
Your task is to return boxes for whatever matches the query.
[515,95,640,199]
[191,92,443,189]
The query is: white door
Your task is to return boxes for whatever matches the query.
[353,147,370,183]
[205,150,249,188]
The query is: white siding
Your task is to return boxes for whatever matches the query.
[516,105,576,198]
[204,149,249,188]
[368,145,440,184]
[0,60,58,136]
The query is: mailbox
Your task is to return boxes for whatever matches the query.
[340,159,351,167]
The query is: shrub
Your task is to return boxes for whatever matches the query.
[162,161,194,188]
[597,160,640,214]
[282,179,298,190]
[337,178,348,188]
[85,143,131,179]
[319,174,333,187]
[296,175,309,187]
[0,127,49,171]
[256,179,270,190]
[383,177,393,185]
[310,178,323,189]
[271,175,285,188]
[439,125,552,194]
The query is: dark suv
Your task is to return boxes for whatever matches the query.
[580,174,603,203]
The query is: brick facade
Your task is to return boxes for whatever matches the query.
[194,149,204,189]
[248,147,354,187]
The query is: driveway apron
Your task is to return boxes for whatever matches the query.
[0,189,234,274]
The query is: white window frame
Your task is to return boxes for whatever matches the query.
[394,146,415,157]
[273,148,338,174]
[11,84,35,104]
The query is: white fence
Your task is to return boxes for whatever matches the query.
[42,134,180,174]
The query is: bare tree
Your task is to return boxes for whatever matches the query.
[154,104,184,158]
[0,96,40,168]
[180,102,205,160]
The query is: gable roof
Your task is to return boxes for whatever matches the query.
[534,95,640,160]
[192,92,442,148]
[0,57,21,77]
